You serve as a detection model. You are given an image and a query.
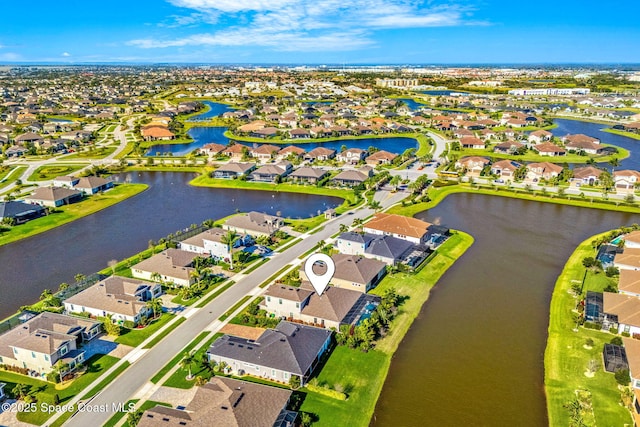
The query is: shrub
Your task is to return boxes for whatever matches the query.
[123,320,136,329]
[622,332,631,337]
[611,336,623,346]
[306,383,348,400]
[583,321,601,330]
[615,368,631,386]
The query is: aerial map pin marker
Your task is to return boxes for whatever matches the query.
[305,253,335,296]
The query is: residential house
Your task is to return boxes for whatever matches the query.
[336,231,415,265]
[4,145,27,158]
[276,145,305,161]
[64,276,162,326]
[363,212,431,245]
[614,170,640,194]
[250,144,280,162]
[213,162,256,179]
[289,128,310,139]
[571,166,603,186]
[0,201,45,224]
[262,284,379,329]
[74,176,113,194]
[455,156,490,176]
[614,248,640,270]
[337,148,367,164]
[623,231,640,249]
[331,167,373,187]
[179,227,251,260]
[0,312,101,377]
[252,127,279,138]
[199,143,226,157]
[534,142,567,157]
[300,253,386,293]
[207,321,332,386]
[562,134,600,146]
[490,159,522,180]
[223,211,284,237]
[525,162,563,182]
[619,269,640,297]
[289,167,328,184]
[131,248,199,287]
[15,132,43,146]
[52,176,79,188]
[141,126,175,141]
[365,150,398,166]
[138,377,297,427]
[460,136,485,150]
[528,130,553,145]
[623,338,640,390]
[603,292,640,335]
[493,141,524,154]
[305,147,336,162]
[250,162,292,182]
[221,144,247,161]
[24,186,83,207]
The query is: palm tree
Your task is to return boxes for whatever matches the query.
[40,289,53,301]
[200,353,215,374]
[368,200,382,211]
[221,230,239,270]
[181,351,195,380]
[12,383,28,399]
[150,272,162,284]
[339,223,349,233]
[74,273,86,284]
[389,175,402,190]
[146,297,163,320]
[352,218,364,229]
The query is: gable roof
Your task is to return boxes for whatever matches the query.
[0,201,44,219]
[331,253,386,284]
[300,285,364,322]
[619,269,640,295]
[215,162,255,174]
[603,292,640,326]
[615,248,640,268]
[572,166,603,179]
[26,186,82,202]
[208,321,331,375]
[265,285,314,302]
[289,167,327,179]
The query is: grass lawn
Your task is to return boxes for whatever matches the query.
[61,146,117,160]
[115,312,175,347]
[299,231,474,426]
[0,165,17,181]
[603,128,640,141]
[454,143,628,164]
[387,184,640,218]
[195,280,234,308]
[162,334,223,389]
[28,164,89,181]
[151,331,211,384]
[143,317,186,349]
[0,183,148,247]
[0,166,27,190]
[544,232,633,427]
[6,354,120,425]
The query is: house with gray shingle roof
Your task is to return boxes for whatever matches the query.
[0,201,45,224]
[207,321,331,385]
[213,162,256,179]
[131,248,199,287]
[336,231,414,265]
[138,377,296,427]
[289,166,328,184]
[223,211,284,238]
[73,176,113,194]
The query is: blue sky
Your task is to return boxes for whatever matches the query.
[1,0,639,64]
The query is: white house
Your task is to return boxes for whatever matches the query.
[179,227,251,260]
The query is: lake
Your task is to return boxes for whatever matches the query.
[372,193,638,426]
[186,100,234,121]
[0,172,341,319]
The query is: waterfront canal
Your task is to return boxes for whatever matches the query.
[0,172,340,319]
[372,193,638,426]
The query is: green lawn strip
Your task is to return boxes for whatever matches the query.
[387,184,640,218]
[84,361,131,399]
[602,128,640,141]
[162,334,224,389]
[545,232,632,427]
[259,264,294,288]
[195,280,235,308]
[453,143,628,164]
[101,399,139,427]
[143,317,187,349]
[277,237,302,252]
[300,232,473,425]
[189,175,358,207]
[11,354,119,425]
[115,312,175,347]
[0,165,16,181]
[150,331,211,384]
[242,257,269,274]
[0,183,148,247]
[60,146,117,160]
[0,165,27,190]
[28,163,89,181]
[219,295,253,321]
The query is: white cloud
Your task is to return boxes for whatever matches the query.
[0,52,21,61]
[62,52,71,57]
[133,0,484,52]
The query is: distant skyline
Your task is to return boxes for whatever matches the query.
[1,1,639,64]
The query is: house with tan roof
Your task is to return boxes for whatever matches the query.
[0,312,101,377]
[363,212,432,245]
[460,136,485,150]
[614,248,640,271]
[365,150,398,166]
[614,170,640,194]
[571,166,603,187]
[289,167,328,184]
[213,162,256,179]
[526,162,563,182]
[534,142,566,157]
[528,130,553,144]
[138,377,296,427]
[179,226,251,260]
[131,248,199,287]
[250,162,292,182]
[619,269,640,297]
[221,144,247,160]
[237,120,266,133]
[250,144,280,161]
[604,292,640,336]
[223,211,284,238]
[622,338,640,390]
[64,276,161,325]
[623,230,640,249]
[199,142,226,157]
[299,253,386,293]
[276,145,306,161]
[491,159,522,180]
[305,147,336,161]
[455,156,490,176]
[337,148,367,164]
[24,186,83,207]
[262,284,379,329]
[331,168,372,187]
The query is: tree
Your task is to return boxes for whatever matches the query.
[40,289,53,301]
[289,374,301,390]
[181,351,196,380]
[127,410,142,427]
[12,383,28,399]
[339,223,349,233]
[74,273,86,284]
[625,193,635,204]
[221,230,239,270]
[389,175,402,190]
[150,272,162,283]
[146,297,163,320]
[615,368,631,386]
[368,200,382,211]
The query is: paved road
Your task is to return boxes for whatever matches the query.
[427,131,449,162]
[63,190,406,427]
